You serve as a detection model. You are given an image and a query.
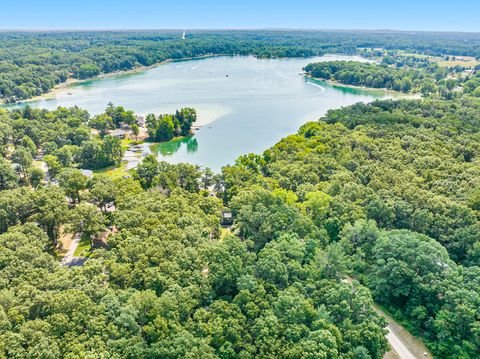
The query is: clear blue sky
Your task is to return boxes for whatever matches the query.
[1,0,479,32]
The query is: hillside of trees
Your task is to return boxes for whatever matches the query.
[1,29,480,102]
[0,95,478,357]
[220,97,480,357]
[304,60,465,97]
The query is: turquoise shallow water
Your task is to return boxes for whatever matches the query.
[5,55,393,171]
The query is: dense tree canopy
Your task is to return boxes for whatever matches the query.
[304,60,464,97]
[221,97,480,357]
[146,108,197,142]
[0,175,389,358]
[0,96,477,357]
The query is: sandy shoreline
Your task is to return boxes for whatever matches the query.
[24,78,81,103]
[193,106,231,127]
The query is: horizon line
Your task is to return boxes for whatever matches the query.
[0,27,479,34]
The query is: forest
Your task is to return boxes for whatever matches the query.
[220,97,480,357]
[1,30,480,102]
[0,104,392,358]
[0,97,479,357]
[304,60,471,97]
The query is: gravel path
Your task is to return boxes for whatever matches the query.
[61,233,83,266]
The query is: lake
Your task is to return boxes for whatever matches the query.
[6,55,397,171]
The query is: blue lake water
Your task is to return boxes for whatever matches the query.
[7,55,395,171]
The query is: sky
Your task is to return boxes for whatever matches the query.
[1,0,479,32]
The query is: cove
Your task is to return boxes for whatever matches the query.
[5,55,398,171]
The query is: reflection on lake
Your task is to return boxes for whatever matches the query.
[153,136,199,156]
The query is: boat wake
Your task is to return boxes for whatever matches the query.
[306,81,326,92]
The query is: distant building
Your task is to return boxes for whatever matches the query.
[136,115,146,127]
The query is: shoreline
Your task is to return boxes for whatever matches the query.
[24,78,81,103]
[3,54,221,105]
[305,75,422,99]
[92,53,219,80]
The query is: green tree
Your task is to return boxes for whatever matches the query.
[53,145,79,167]
[131,123,140,141]
[370,230,454,331]
[20,136,37,156]
[32,186,69,245]
[11,147,33,179]
[134,154,159,189]
[89,175,116,212]
[200,167,215,191]
[70,203,106,248]
[0,157,18,190]
[101,135,124,167]
[156,116,175,141]
[28,167,44,188]
[58,168,88,204]
[43,155,63,178]
[90,114,113,137]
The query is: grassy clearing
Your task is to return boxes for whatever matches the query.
[396,51,431,59]
[397,51,479,68]
[92,162,129,179]
[120,138,134,151]
[436,59,480,68]
[120,138,144,150]
[73,234,92,257]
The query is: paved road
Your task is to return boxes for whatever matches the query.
[342,278,432,359]
[386,326,417,359]
[375,306,433,359]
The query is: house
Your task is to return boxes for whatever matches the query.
[109,129,127,139]
[221,210,233,226]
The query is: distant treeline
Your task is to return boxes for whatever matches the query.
[1,30,480,102]
[304,60,480,98]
